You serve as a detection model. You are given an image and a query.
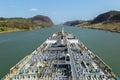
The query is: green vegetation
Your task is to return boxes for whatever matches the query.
[64,10,120,33]
[0,15,54,33]
[0,27,7,31]
[0,26,25,33]
[81,22,120,32]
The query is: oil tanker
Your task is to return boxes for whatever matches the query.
[2,28,119,80]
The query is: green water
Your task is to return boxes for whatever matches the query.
[0,26,120,78]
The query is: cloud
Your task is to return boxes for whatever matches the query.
[30,8,39,11]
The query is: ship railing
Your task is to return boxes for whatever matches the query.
[95,55,112,70]
[10,41,47,71]
[78,39,113,73]
[3,42,41,79]
[78,39,96,58]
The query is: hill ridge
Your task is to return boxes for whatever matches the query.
[64,10,120,32]
[0,15,54,33]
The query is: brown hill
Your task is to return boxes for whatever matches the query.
[92,11,120,23]
[0,15,54,32]
[63,10,120,32]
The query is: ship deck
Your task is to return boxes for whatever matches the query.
[2,28,118,80]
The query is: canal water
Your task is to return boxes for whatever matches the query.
[0,26,120,78]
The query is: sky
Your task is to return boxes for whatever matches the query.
[0,0,120,24]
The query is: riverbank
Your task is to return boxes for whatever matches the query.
[0,15,54,34]
[0,27,27,34]
[0,30,26,34]
[79,23,120,33]
[0,26,49,34]
[63,11,120,33]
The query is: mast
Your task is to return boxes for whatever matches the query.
[62,27,64,35]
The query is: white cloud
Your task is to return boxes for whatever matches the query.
[30,8,38,11]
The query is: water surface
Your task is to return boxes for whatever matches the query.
[0,26,120,78]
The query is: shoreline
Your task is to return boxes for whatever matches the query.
[0,27,45,34]
[0,29,27,34]
[79,26,120,33]
[0,26,120,34]
[87,27,120,33]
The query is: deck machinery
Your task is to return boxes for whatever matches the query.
[2,28,119,80]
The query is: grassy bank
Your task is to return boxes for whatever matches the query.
[0,27,26,33]
[80,23,120,33]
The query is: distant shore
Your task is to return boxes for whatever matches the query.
[0,27,45,34]
[90,27,120,33]
[0,30,26,34]
[0,27,27,34]
[63,11,120,33]
[82,27,120,33]
[79,23,120,33]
